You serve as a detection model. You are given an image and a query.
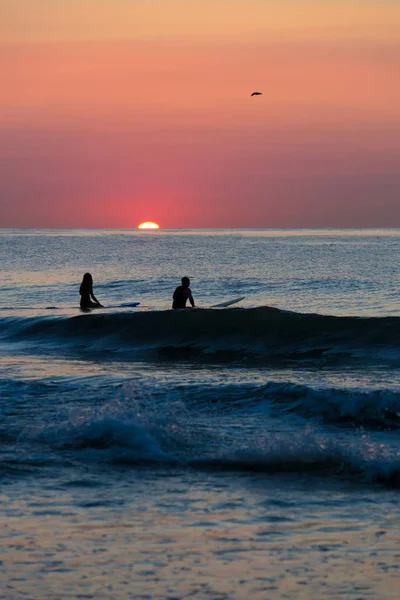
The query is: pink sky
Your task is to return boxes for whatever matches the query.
[1,0,399,227]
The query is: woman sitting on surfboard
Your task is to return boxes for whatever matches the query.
[172,276,195,309]
[79,273,104,311]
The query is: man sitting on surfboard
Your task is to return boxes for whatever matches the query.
[172,276,195,309]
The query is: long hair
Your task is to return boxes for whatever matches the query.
[80,272,93,295]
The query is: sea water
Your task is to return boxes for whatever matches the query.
[0,229,399,599]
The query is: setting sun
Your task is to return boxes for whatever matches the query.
[138,221,160,230]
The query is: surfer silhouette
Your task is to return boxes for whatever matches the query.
[172,276,195,309]
[79,273,104,311]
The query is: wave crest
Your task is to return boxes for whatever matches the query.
[2,307,399,364]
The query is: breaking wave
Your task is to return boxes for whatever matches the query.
[2,396,400,488]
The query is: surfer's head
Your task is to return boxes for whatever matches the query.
[181,276,190,287]
[82,272,93,285]
[80,272,93,294]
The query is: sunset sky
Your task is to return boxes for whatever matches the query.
[1,0,399,228]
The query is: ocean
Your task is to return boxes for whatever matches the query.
[0,228,399,599]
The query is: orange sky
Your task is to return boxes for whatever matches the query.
[1,0,399,227]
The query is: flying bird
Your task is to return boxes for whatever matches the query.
[251,92,262,96]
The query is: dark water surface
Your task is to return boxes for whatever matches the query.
[1,229,399,599]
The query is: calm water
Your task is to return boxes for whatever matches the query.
[1,229,400,599]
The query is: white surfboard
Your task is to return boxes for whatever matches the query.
[105,302,140,309]
[210,296,245,308]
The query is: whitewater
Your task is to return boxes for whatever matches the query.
[1,228,399,599]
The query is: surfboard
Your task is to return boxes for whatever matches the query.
[104,302,140,309]
[210,296,245,308]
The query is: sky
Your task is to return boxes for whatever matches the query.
[1,0,399,228]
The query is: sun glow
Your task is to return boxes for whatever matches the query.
[138,221,160,230]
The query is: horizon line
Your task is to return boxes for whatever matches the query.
[1,227,400,232]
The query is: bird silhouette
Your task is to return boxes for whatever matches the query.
[251,92,262,96]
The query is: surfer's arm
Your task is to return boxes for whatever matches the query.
[188,290,195,307]
[87,283,102,307]
[90,292,103,307]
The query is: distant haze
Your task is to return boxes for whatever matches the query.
[1,0,399,228]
